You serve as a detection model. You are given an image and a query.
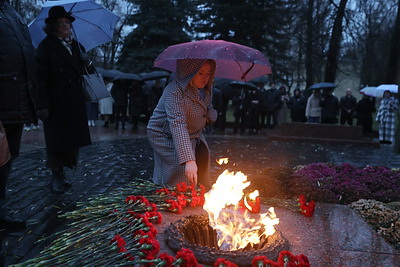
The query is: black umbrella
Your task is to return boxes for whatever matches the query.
[113,72,141,81]
[308,82,336,90]
[140,71,171,81]
[230,81,259,90]
[214,78,236,99]
[96,67,124,79]
[249,75,269,85]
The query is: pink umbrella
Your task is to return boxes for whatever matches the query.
[154,40,272,81]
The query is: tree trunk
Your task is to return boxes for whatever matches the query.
[324,0,348,83]
[305,0,314,89]
[385,0,400,84]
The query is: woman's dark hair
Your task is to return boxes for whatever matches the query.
[43,21,58,35]
[384,90,392,97]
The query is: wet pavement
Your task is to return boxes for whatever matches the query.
[1,121,400,266]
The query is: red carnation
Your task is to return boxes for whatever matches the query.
[175,248,200,267]
[158,253,175,267]
[214,257,238,266]
[252,255,268,267]
[176,182,188,192]
[278,250,295,265]
[156,188,171,195]
[177,194,188,207]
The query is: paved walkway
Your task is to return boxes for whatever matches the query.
[1,121,400,266]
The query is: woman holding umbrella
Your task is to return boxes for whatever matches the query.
[376,90,398,144]
[147,59,217,188]
[35,6,93,193]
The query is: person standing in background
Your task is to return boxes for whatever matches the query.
[35,6,92,193]
[340,88,357,125]
[112,80,129,130]
[264,82,282,129]
[320,88,340,124]
[99,78,114,127]
[129,80,144,131]
[0,0,38,230]
[288,88,307,122]
[355,93,376,138]
[376,90,398,144]
[305,90,322,123]
[276,85,290,124]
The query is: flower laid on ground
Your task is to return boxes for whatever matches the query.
[298,195,315,217]
[215,257,238,266]
[155,182,206,214]
[251,251,310,267]
[15,179,311,266]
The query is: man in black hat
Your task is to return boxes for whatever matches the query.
[0,0,37,231]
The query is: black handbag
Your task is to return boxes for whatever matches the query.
[0,121,11,167]
[82,67,110,102]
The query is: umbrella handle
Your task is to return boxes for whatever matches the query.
[240,62,255,81]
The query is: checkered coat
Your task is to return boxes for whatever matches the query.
[147,59,216,187]
[376,97,398,142]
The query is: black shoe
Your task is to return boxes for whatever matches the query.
[50,170,65,193]
[60,172,72,187]
[0,213,26,231]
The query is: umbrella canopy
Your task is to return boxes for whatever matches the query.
[249,75,269,85]
[140,71,171,81]
[308,82,337,90]
[230,81,259,90]
[96,67,125,79]
[376,84,398,94]
[113,72,141,81]
[28,0,120,51]
[214,78,236,99]
[360,86,381,97]
[154,40,272,81]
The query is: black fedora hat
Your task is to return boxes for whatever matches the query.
[45,6,75,25]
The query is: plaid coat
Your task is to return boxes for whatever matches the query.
[376,97,398,142]
[147,59,216,187]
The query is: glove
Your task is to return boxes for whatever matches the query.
[80,52,92,66]
[36,109,49,121]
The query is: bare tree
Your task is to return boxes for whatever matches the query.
[385,0,400,83]
[324,0,349,83]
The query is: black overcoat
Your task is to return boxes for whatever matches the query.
[35,35,91,153]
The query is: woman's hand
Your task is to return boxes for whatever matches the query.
[185,160,198,185]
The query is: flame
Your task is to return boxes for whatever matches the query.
[217,158,229,165]
[203,169,279,251]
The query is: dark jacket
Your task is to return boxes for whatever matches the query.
[111,80,129,107]
[288,93,307,122]
[265,89,282,112]
[355,97,376,133]
[0,1,37,124]
[35,35,91,153]
[340,94,357,113]
[320,94,340,120]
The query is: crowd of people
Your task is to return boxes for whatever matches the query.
[223,81,390,142]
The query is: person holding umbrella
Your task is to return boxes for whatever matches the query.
[147,59,218,188]
[35,6,92,193]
